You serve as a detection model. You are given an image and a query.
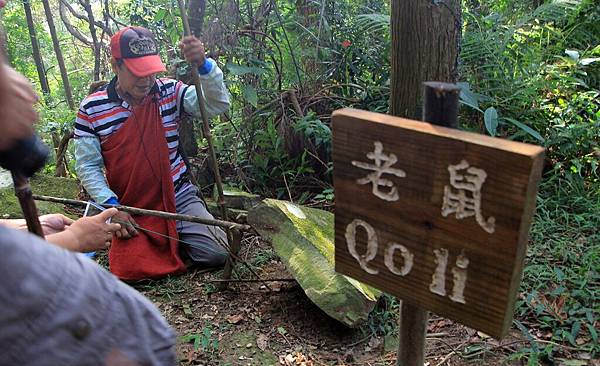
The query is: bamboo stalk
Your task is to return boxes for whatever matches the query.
[176,0,228,223]
[32,194,251,231]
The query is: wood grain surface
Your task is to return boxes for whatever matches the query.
[333,108,545,338]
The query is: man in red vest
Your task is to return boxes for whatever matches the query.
[74,27,230,280]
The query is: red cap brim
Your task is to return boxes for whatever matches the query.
[123,55,166,77]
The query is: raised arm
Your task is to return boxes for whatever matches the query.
[178,36,230,119]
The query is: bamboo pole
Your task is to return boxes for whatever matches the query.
[32,194,251,231]
[176,0,245,291]
[176,0,228,223]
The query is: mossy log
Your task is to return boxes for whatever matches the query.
[0,173,80,218]
[248,199,380,327]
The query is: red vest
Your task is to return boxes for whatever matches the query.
[102,95,186,280]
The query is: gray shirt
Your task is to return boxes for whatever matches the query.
[0,226,176,366]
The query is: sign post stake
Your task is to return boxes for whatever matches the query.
[396,81,461,366]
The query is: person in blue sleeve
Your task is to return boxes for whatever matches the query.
[74,26,231,280]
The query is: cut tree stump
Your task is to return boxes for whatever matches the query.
[248,199,381,327]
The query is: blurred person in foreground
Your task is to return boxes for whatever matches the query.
[0,2,177,364]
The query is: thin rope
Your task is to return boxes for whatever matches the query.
[111,218,272,290]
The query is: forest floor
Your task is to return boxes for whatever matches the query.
[1,173,595,365]
[123,233,565,366]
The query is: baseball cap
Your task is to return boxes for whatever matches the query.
[110,26,166,77]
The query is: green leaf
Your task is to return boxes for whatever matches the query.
[565,49,580,61]
[549,285,566,296]
[484,107,498,136]
[226,63,266,76]
[242,85,258,107]
[154,9,167,22]
[587,322,598,342]
[458,82,482,112]
[554,267,565,281]
[180,334,201,350]
[569,321,581,346]
[502,118,545,142]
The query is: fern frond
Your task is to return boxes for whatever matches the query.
[355,14,390,36]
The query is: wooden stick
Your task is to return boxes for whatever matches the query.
[218,227,242,291]
[396,82,461,366]
[422,81,460,128]
[209,278,295,283]
[32,194,251,231]
[12,172,44,238]
[176,0,228,223]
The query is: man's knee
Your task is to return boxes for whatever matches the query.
[206,248,228,267]
[185,240,228,267]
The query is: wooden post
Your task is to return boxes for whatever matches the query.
[218,228,242,291]
[422,82,460,129]
[396,81,461,366]
[11,172,44,238]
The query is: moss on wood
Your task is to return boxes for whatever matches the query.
[248,199,380,327]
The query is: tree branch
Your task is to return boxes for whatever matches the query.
[60,0,112,36]
[59,1,92,45]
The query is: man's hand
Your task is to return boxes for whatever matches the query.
[39,214,75,235]
[0,64,39,150]
[46,209,121,252]
[112,211,139,239]
[179,36,206,67]
[66,209,121,252]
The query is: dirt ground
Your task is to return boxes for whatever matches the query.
[130,234,537,366]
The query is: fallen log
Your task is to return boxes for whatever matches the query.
[248,199,381,327]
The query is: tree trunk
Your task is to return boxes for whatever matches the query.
[23,0,50,96]
[81,0,101,80]
[178,0,207,158]
[42,0,75,176]
[41,0,75,110]
[389,0,461,119]
[188,0,206,38]
[54,131,73,177]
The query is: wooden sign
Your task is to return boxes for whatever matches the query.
[333,108,545,338]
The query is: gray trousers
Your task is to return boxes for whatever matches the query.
[175,185,228,267]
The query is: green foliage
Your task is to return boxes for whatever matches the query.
[514,177,600,362]
[180,321,219,354]
[248,118,315,198]
[461,0,600,183]
[293,112,331,153]
[366,294,400,338]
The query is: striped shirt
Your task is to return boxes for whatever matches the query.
[75,77,191,193]
[73,59,230,203]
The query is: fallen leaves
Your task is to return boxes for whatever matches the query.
[226,314,244,324]
[257,334,269,351]
[279,352,313,366]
